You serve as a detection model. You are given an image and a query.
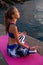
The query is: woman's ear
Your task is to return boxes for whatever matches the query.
[12,14,15,19]
[12,14,18,19]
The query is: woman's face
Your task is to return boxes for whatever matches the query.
[14,8,20,19]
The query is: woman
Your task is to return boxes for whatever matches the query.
[5,6,39,57]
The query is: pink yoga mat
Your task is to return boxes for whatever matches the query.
[0,34,43,65]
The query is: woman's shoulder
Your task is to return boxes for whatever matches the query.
[10,24,17,29]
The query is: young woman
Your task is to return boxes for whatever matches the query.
[5,6,39,57]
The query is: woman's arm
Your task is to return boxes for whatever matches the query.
[19,31,27,35]
[18,31,27,38]
[12,25,30,49]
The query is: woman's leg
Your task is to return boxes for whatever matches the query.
[7,48,20,57]
[16,48,37,57]
[7,47,37,57]
[7,45,39,57]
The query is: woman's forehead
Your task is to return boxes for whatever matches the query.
[13,8,19,12]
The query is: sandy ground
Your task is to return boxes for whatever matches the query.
[0,24,43,65]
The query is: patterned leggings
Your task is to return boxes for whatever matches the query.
[7,44,37,57]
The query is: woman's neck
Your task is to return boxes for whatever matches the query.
[11,18,17,24]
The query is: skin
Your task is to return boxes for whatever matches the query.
[8,7,40,50]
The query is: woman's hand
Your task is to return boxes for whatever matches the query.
[19,31,27,36]
[22,31,27,35]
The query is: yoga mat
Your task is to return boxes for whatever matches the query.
[0,34,43,65]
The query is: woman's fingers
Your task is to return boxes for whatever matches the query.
[22,31,27,35]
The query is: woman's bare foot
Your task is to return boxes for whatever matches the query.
[30,45,40,50]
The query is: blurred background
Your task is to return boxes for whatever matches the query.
[0,0,43,42]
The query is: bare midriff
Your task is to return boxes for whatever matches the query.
[8,37,18,45]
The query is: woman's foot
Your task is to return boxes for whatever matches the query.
[30,45,41,54]
[30,45,40,50]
